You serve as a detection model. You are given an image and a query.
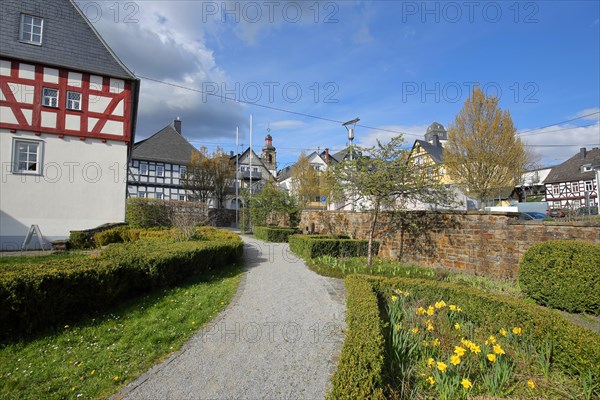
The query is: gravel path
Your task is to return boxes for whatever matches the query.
[115,235,346,400]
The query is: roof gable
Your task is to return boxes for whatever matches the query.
[411,140,444,164]
[0,0,135,79]
[544,148,599,184]
[132,124,197,165]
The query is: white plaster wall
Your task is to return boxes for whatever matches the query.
[0,129,128,247]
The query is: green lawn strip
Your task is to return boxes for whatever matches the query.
[0,263,243,400]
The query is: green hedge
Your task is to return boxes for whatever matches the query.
[0,228,243,339]
[328,275,600,398]
[253,226,297,242]
[289,234,378,259]
[519,240,600,314]
[126,198,171,228]
[327,275,386,399]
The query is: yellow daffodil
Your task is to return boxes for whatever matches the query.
[427,357,435,367]
[403,291,410,298]
[391,295,398,302]
[485,335,497,345]
[449,304,457,311]
[461,378,473,389]
[493,344,505,355]
[434,300,447,309]
[527,379,535,389]
[395,289,403,295]
[499,328,507,336]
[427,306,435,316]
[426,376,435,385]
[416,307,426,315]
[432,338,440,347]
[422,340,429,347]
[426,321,434,331]
[512,327,522,336]
[411,327,419,334]
[394,323,401,331]
[437,361,447,373]
[454,322,461,330]
[454,346,466,357]
[487,354,497,363]
[450,354,461,366]
[113,376,119,382]
[456,307,463,312]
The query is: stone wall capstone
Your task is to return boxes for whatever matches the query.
[299,210,600,278]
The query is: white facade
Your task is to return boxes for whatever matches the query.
[127,160,189,201]
[1,129,128,249]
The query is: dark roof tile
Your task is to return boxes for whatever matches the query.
[132,123,197,165]
[544,148,599,184]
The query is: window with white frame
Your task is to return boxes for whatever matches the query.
[138,191,146,198]
[139,163,148,175]
[156,193,163,199]
[157,165,164,177]
[12,139,42,174]
[180,166,186,175]
[20,14,43,45]
[582,165,593,172]
[66,91,81,110]
[552,185,560,195]
[179,195,186,201]
[42,88,58,107]
[585,181,594,191]
[572,182,579,192]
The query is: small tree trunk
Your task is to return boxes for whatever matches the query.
[367,201,380,266]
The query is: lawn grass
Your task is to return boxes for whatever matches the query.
[308,255,521,297]
[0,262,243,400]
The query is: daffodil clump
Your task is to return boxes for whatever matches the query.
[386,288,536,399]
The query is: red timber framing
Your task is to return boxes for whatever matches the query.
[0,58,133,143]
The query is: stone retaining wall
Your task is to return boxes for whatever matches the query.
[300,210,600,278]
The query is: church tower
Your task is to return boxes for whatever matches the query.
[262,128,277,176]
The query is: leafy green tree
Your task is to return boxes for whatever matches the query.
[181,147,235,208]
[249,181,298,228]
[330,135,453,266]
[443,86,533,206]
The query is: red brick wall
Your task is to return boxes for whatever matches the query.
[299,210,600,278]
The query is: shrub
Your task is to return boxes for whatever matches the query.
[126,198,171,228]
[519,240,600,314]
[93,227,127,246]
[68,231,94,249]
[327,275,386,399]
[0,229,243,339]
[253,226,297,242]
[289,234,378,259]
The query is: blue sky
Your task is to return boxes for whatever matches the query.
[85,0,600,169]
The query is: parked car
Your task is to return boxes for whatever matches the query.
[576,206,599,216]
[518,212,548,221]
[549,208,568,218]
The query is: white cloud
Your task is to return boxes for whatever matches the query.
[519,123,600,167]
[569,108,600,121]
[357,124,430,148]
[270,120,305,129]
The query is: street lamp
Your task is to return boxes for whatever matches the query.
[342,117,360,211]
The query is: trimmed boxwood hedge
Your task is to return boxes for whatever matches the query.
[519,240,600,314]
[289,234,378,259]
[329,275,600,397]
[253,226,297,242]
[0,228,243,339]
[327,275,386,400]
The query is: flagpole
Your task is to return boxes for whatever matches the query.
[235,126,239,228]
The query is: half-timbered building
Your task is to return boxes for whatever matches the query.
[544,147,599,210]
[127,119,194,201]
[0,0,139,249]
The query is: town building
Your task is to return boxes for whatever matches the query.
[127,119,195,201]
[544,147,599,209]
[0,0,139,249]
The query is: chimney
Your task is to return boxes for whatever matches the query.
[325,148,330,164]
[580,147,587,158]
[433,134,440,148]
[230,150,234,157]
[174,117,182,134]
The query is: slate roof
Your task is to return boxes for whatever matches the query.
[413,139,444,164]
[0,0,136,80]
[544,148,600,184]
[131,123,197,165]
[277,165,293,182]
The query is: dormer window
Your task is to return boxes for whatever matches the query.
[582,164,593,172]
[20,14,43,45]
